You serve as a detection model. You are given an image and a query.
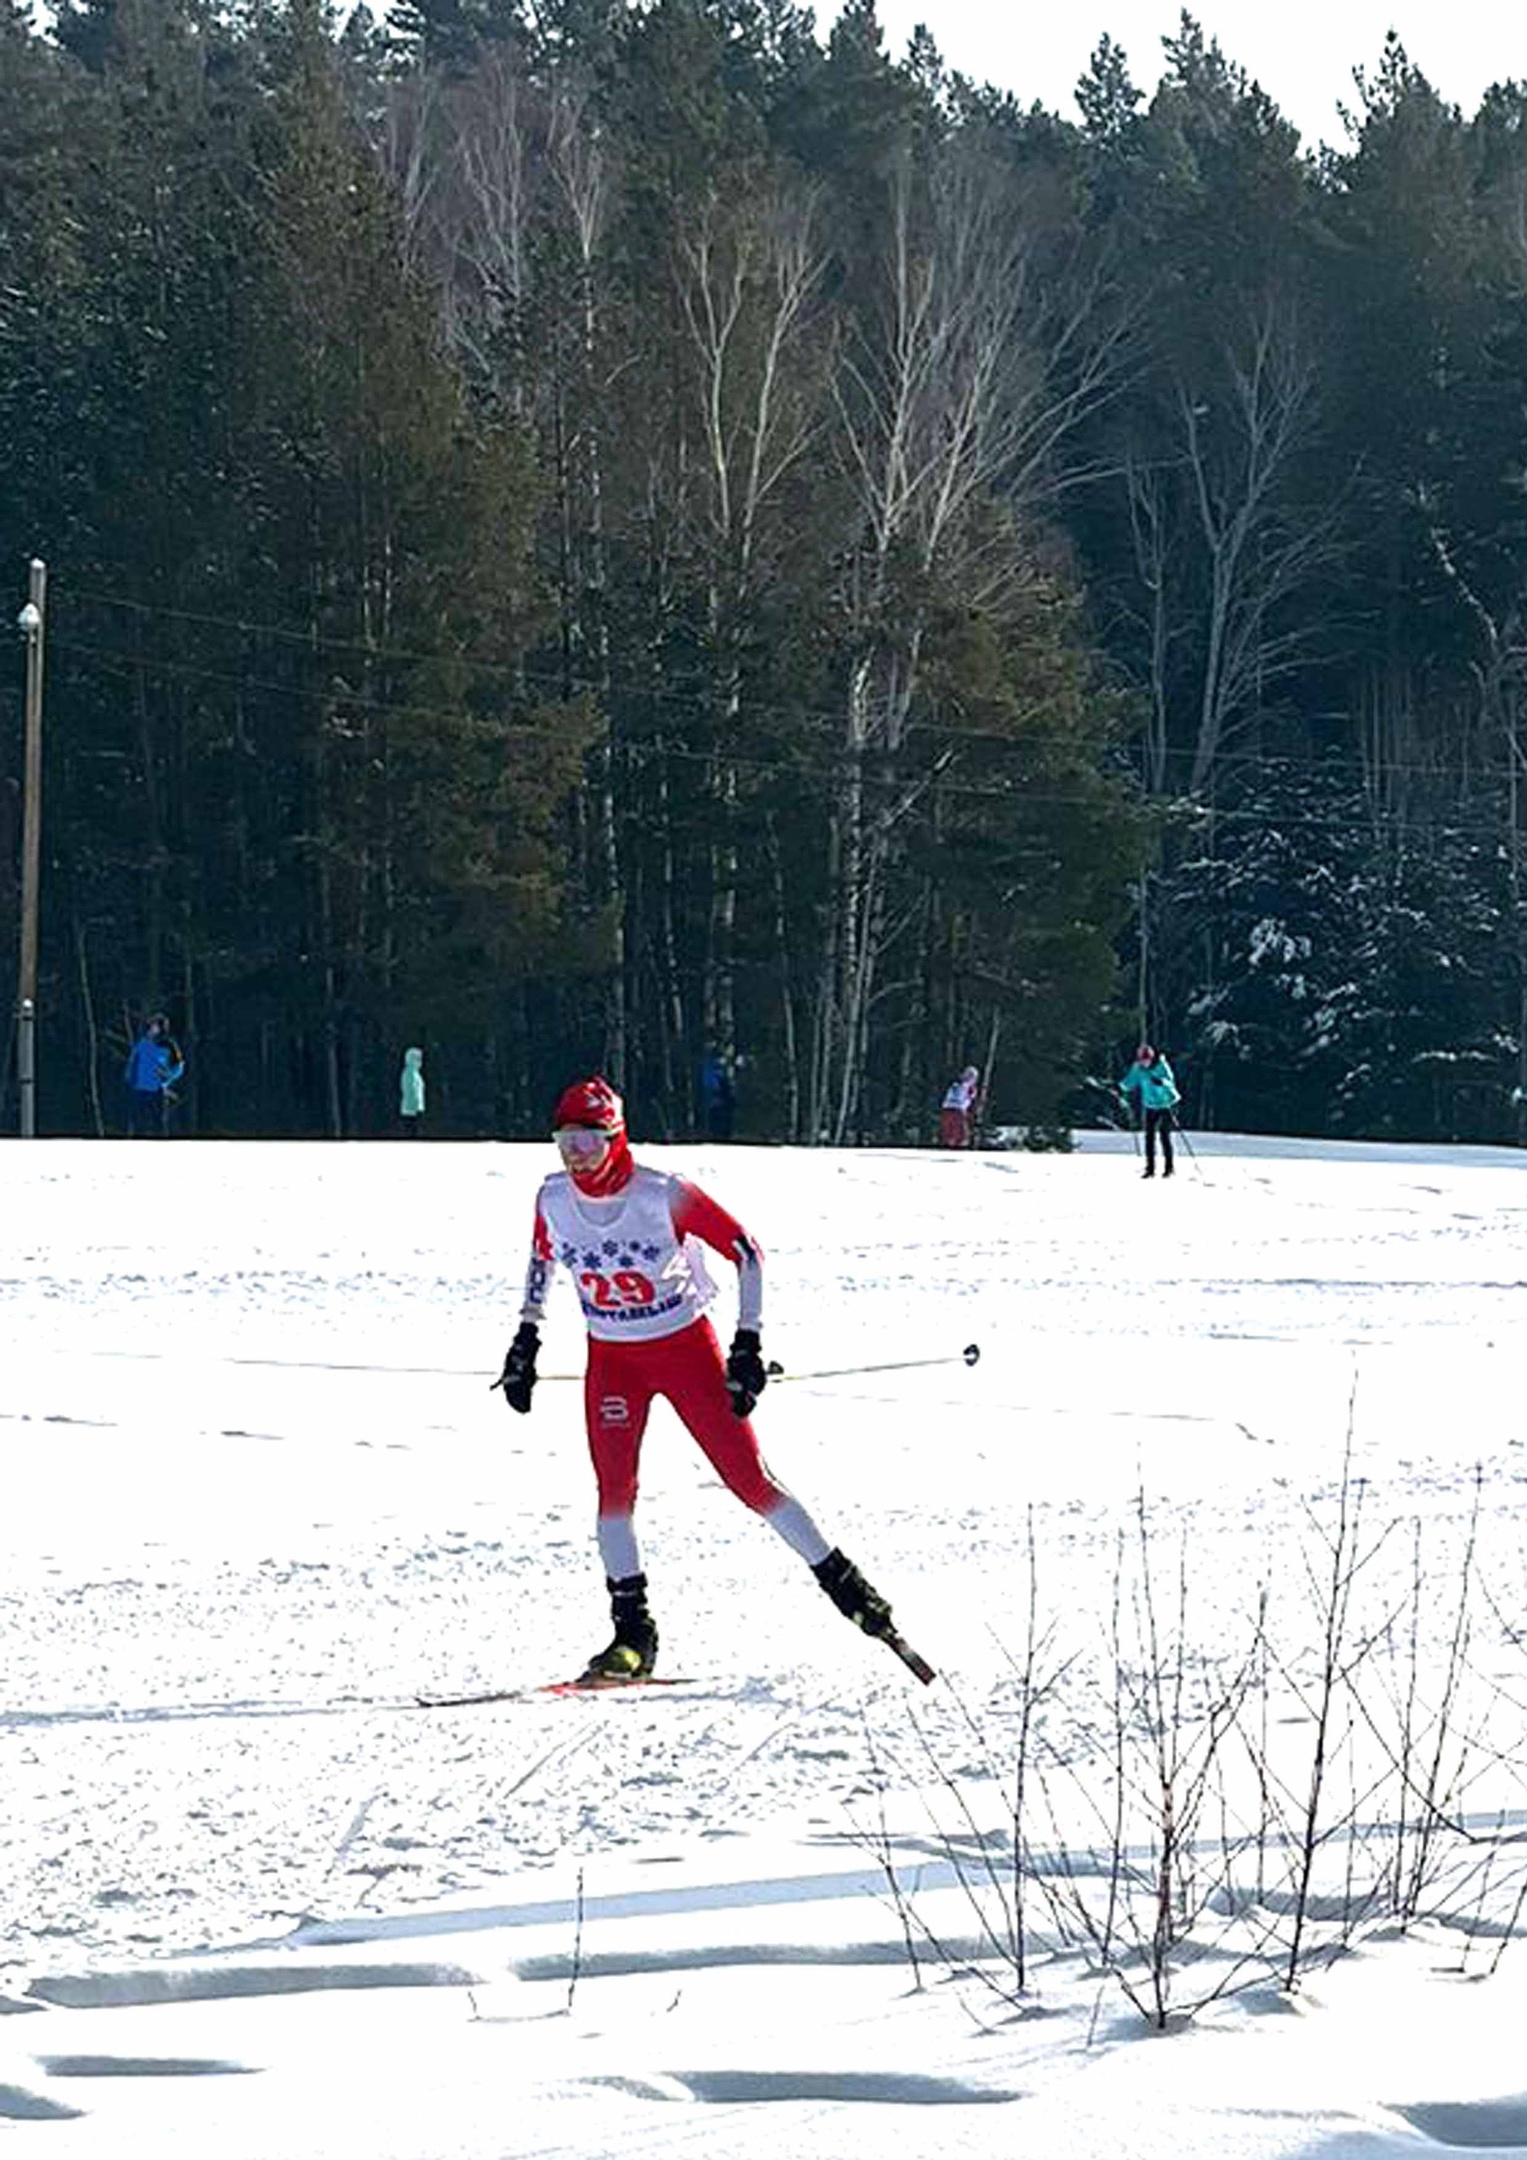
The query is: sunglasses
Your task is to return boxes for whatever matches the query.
[555,1126,612,1161]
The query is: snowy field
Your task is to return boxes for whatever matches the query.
[4,1130,1527,2156]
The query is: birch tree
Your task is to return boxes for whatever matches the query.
[674,178,830,1077]
[1177,297,1344,794]
[813,136,1124,1139]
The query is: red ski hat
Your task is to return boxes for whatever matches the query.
[552,1075,624,1132]
[551,1075,633,1195]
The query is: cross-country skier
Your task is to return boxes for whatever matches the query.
[1119,1043,1181,1178]
[495,1076,903,1682]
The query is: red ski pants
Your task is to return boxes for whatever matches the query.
[584,1317,784,1518]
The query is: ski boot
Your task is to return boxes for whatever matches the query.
[812,1548,895,1640]
[581,1572,659,1682]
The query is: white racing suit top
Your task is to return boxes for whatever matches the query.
[520,1165,763,1342]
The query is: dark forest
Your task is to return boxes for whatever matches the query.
[4,0,1526,1143]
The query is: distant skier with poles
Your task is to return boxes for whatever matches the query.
[494,1077,917,1682]
[1119,1043,1181,1179]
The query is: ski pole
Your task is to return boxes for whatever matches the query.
[494,1342,983,1390]
[1091,1075,1140,1153]
[1174,1117,1207,1182]
[1083,1076,1130,1133]
[492,1367,584,1388]
[764,1343,981,1383]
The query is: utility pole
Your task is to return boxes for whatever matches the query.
[17,558,46,1138]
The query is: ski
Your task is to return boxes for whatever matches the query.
[882,1630,937,1686]
[415,1687,531,1709]
[415,1676,692,1709]
[415,1639,933,1704]
[540,1674,693,1699]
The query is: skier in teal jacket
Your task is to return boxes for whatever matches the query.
[1119,1044,1180,1178]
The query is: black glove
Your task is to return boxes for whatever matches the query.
[725,1328,768,1419]
[494,1322,540,1414]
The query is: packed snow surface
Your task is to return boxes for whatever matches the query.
[3,1131,1526,2156]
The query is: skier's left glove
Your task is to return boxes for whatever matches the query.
[725,1329,768,1419]
[493,1322,540,1414]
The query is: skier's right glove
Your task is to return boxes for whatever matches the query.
[725,1329,768,1419]
[494,1322,540,1414]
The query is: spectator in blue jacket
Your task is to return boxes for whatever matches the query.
[124,1015,184,1137]
[698,1048,735,1141]
[1119,1043,1180,1179]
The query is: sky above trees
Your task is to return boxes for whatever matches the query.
[854,1,1516,149]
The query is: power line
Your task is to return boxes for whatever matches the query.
[60,598,1132,752]
[61,583,1527,788]
[50,628,1138,763]
[42,629,1527,842]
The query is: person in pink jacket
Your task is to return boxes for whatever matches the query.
[495,1076,901,1681]
[938,1065,980,1148]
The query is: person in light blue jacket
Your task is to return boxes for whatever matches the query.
[398,1046,426,1135]
[123,1014,185,1137]
[1119,1043,1180,1178]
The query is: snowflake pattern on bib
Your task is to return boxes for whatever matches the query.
[535,1168,722,1341]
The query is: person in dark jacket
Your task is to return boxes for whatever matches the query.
[1119,1044,1180,1178]
[124,1015,184,1137]
[698,1049,735,1141]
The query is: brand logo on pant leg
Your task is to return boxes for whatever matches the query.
[598,1394,630,1425]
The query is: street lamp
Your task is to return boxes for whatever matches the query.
[16,558,46,1138]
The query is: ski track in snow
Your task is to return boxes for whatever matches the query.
[3,1135,1526,1993]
